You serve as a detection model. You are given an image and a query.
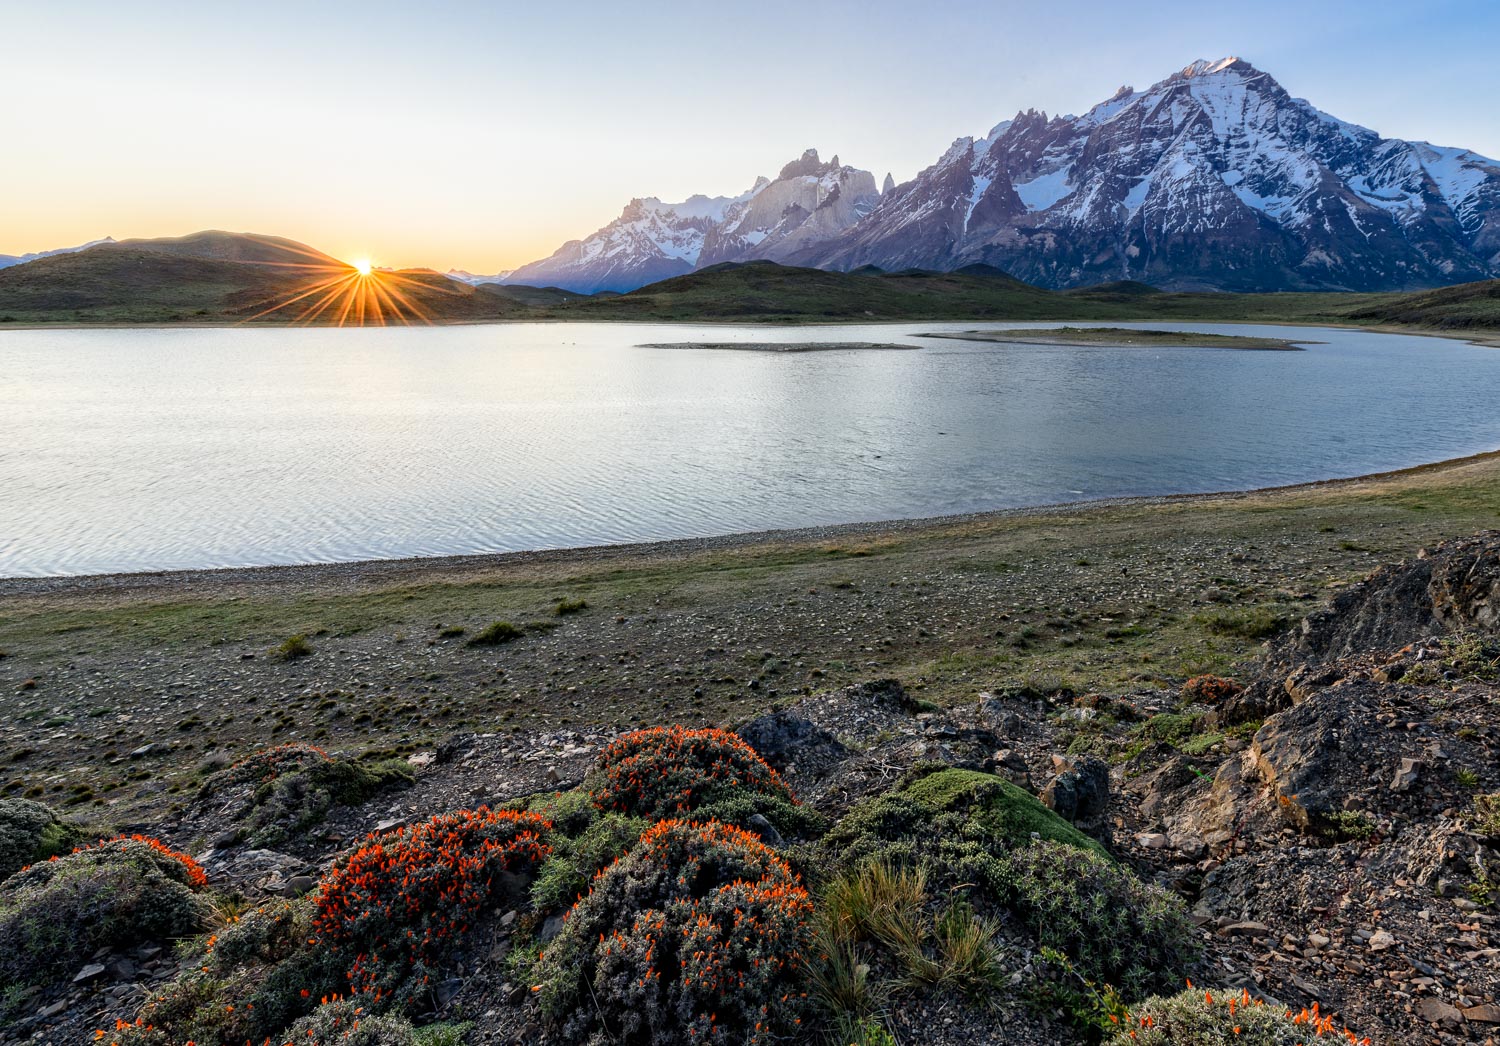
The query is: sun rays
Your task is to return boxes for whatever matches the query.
[235,235,469,327]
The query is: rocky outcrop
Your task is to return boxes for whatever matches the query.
[1273,531,1500,668]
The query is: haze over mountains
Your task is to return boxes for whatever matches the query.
[468,57,1500,295]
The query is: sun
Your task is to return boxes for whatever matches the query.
[352,258,372,276]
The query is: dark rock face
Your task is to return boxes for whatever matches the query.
[1275,531,1500,667]
[1041,755,1112,845]
[797,59,1500,292]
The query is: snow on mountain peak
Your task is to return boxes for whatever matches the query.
[1181,56,1244,78]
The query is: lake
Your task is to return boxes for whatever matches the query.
[2,321,1498,578]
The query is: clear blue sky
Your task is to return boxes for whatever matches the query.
[4,0,1497,272]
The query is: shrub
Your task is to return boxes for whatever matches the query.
[1181,675,1243,704]
[0,797,86,881]
[535,819,813,1044]
[468,620,523,646]
[1106,987,1371,1044]
[1473,793,1500,838]
[205,744,415,847]
[0,835,210,985]
[271,633,315,660]
[511,790,647,914]
[281,996,425,1045]
[314,807,550,1011]
[117,898,343,1046]
[587,726,819,838]
[554,598,589,616]
[1003,840,1196,999]
[822,767,1108,890]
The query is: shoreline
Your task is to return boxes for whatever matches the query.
[6,446,1499,599]
[0,316,1496,348]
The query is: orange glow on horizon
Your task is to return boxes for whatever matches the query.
[232,237,466,327]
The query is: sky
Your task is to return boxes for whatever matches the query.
[4,0,1499,274]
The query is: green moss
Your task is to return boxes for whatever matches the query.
[876,767,1108,857]
[0,798,88,881]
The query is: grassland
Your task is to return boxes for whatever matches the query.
[3,450,1499,821]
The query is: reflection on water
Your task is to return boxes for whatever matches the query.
[2,321,1498,577]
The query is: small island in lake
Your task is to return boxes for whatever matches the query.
[637,341,919,353]
[919,326,1310,350]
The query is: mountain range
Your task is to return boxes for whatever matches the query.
[6,57,1498,298]
[472,57,1500,294]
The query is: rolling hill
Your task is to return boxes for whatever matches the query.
[0,232,526,325]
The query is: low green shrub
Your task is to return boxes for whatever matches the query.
[1474,793,1500,838]
[271,633,314,661]
[1106,987,1370,1044]
[534,819,813,1045]
[314,807,551,1011]
[0,836,210,986]
[1004,841,1196,998]
[118,898,343,1046]
[510,790,647,914]
[588,726,822,838]
[0,797,86,881]
[204,744,414,847]
[468,620,523,646]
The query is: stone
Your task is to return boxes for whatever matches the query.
[73,962,107,984]
[107,958,137,981]
[407,751,436,768]
[1368,929,1397,952]
[745,814,784,847]
[539,913,566,943]
[1390,757,1423,793]
[39,1000,67,1018]
[1417,997,1464,1025]
[1137,832,1170,849]
[284,875,316,896]
[1041,756,1110,823]
[1224,921,1272,937]
[1463,1003,1500,1023]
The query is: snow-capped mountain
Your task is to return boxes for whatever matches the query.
[793,58,1500,291]
[502,151,880,293]
[0,236,115,270]
[446,268,516,286]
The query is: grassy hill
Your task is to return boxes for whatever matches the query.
[2,232,1497,332]
[0,232,525,325]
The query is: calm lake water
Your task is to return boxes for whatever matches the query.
[2,321,1498,578]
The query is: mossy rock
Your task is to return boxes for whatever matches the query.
[0,798,88,882]
[836,767,1108,858]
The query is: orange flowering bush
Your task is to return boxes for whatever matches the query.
[1182,675,1244,705]
[588,726,819,837]
[281,995,425,1045]
[0,835,211,986]
[535,819,813,1045]
[1105,986,1371,1044]
[314,807,551,1011]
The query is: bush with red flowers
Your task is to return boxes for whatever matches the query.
[0,835,211,986]
[314,807,551,1011]
[588,726,821,838]
[534,819,814,1045]
[1181,674,1243,705]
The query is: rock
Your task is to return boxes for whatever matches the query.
[745,814,784,847]
[1211,678,1291,727]
[1417,997,1464,1025]
[407,750,436,768]
[129,743,159,759]
[1041,756,1110,823]
[374,817,405,832]
[107,958,136,981]
[1390,756,1423,792]
[73,962,107,983]
[544,765,560,785]
[1464,1003,1500,1024]
[1368,929,1397,952]
[284,875,316,896]
[39,1000,66,1018]
[1224,921,1271,937]
[539,914,565,943]
[435,977,464,1008]
[737,709,849,775]
[1272,532,1500,668]
[500,910,518,929]
[1136,832,1170,849]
